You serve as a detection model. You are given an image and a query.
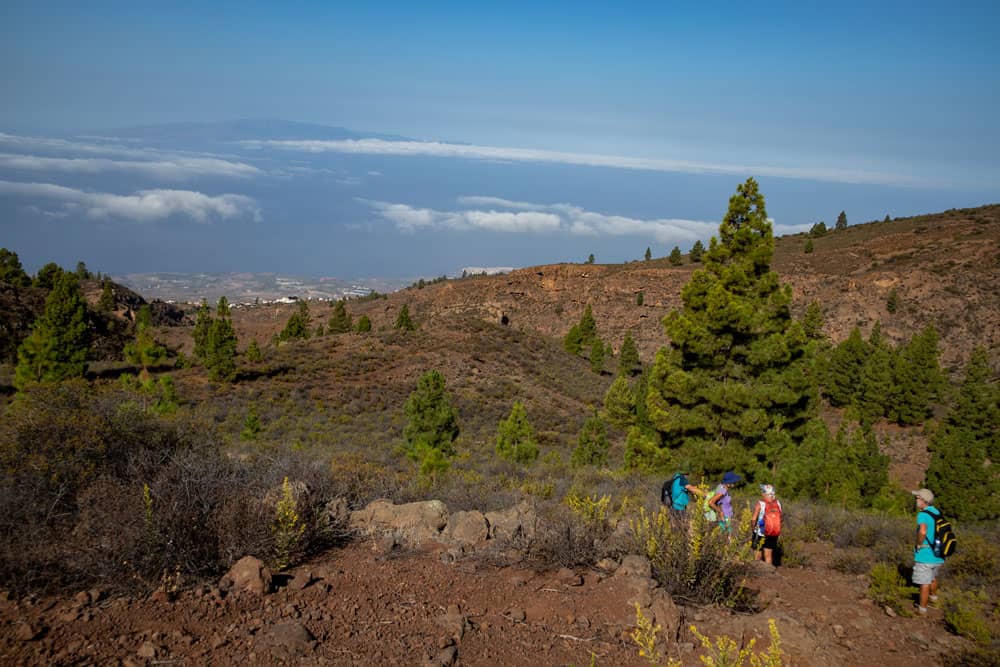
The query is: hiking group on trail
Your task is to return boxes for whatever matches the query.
[661,471,957,614]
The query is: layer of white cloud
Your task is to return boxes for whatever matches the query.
[241,138,921,187]
[0,152,260,179]
[0,180,261,223]
[0,134,261,179]
[365,195,811,241]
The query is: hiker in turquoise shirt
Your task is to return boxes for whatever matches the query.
[912,488,944,615]
[666,464,704,513]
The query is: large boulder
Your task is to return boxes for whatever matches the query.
[484,500,537,543]
[220,556,273,595]
[349,499,449,545]
[444,510,489,546]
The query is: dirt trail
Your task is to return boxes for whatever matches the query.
[0,541,971,666]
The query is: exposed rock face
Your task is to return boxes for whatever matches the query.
[349,499,449,544]
[220,556,273,595]
[484,501,537,543]
[443,510,489,545]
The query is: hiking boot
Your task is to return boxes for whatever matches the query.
[917,606,928,615]
[928,594,939,603]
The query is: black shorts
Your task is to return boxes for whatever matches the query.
[753,534,779,550]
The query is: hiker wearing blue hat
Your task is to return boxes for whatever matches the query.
[706,471,742,533]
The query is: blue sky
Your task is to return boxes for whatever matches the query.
[1,1,998,278]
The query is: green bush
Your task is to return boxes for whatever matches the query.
[867,562,917,615]
[942,589,993,644]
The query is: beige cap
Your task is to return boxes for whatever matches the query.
[911,488,934,503]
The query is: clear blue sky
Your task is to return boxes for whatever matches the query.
[1,1,998,277]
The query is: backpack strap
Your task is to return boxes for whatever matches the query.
[919,508,940,548]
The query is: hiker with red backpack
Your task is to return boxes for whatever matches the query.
[750,484,782,565]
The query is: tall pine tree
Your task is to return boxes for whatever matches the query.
[14,272,90,390]
[495,401,539,463]
[924,348,1000,521]
[618,331,641,376]
[205,297,237,382]
[645,178,816,477]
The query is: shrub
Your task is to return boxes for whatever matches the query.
[942,589,993,644]
[522,499,616,568]
[629,505,756,610]
[867,562,917,615]
[495,401,539,464]
[688,617,784,666]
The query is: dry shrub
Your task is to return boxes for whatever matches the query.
[522,499,618,568]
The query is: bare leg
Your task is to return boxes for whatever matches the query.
[763,548,773,565]
[919,584,929,610]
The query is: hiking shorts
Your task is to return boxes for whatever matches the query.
[913,562,941,585]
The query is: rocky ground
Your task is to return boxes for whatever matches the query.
[0,537,972,666]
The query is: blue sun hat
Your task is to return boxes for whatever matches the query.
[721,471,742,485]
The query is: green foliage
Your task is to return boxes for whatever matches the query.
[395,303,415,331]
[645,246,652,261]
[886,288,899,313]
[402,370,459,470]
[668,246,682,265]
[245,339,263,363]
[571,413,609,467]
[809,221,827,237]
[205,297,237,382]
[801,301,824,340]
[152,375,179,414]
[97,279,115,312]
[586,253,595,264]
[495,400,539,463]
[123,305,166,379]
[835,211,848,231]
[925,348,1000,521]
[278,300,311,342]
[355,314,372,333]
[564,304,598,356]
[690,239,705,263]
[192,300,212,360]
[589,338,605,374]
[0,248,31,286]
[889,325,942,425]
[603,375,636,428]
[636,290,645,306]
[327,299,353,334]
[857,323,893,425]
[241,404,262,441]
[867,562,917,615]
[777,420,890,508]
[618,331,641,376]
[646,178,817,478]
[33,262,64,289]
[824,327,867,406]
[804,239,814,254]
[272,477,305,571]
[943,590,993,644]
[14,272,90,390]
[74,261,93,280]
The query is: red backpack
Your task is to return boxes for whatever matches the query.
[762,499,782,537]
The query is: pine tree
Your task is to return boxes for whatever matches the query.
[835,211,848,231]
[886,288,899,314]
[925,348,1000,521]
[14,272,90,390]
[809,221,827,237]
[645,178,816,477]
[241,404,262,441]
[636,290,644,307]
[327,299,353,334]
[33,262,64,289]
[192,300,213,360]
[571,412,609,467]
[669,246,682,265]
[603,375,636,428]
[804,239,814,254]
[495,401,539,463]
[355,314,372,333]
[563,324,583,355]
[690,239,705,263]
[205,297,237,382]
[403,370,459,468]
[857,324,893,425]
[578,304,597,346]
[618,331,641,376]
[890,325,942,426]
[395,304,415,331]
[97,279,115,312]
[586,253,595,264]
[589,338,605,374]
[644,247,652,261]
[74,261,93,280]
[123,304,166,380]
[801,301,825,341]
[824,327,868,406]
[0,248,31,286]
[279,300,311,341]
[245,339,263,363]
